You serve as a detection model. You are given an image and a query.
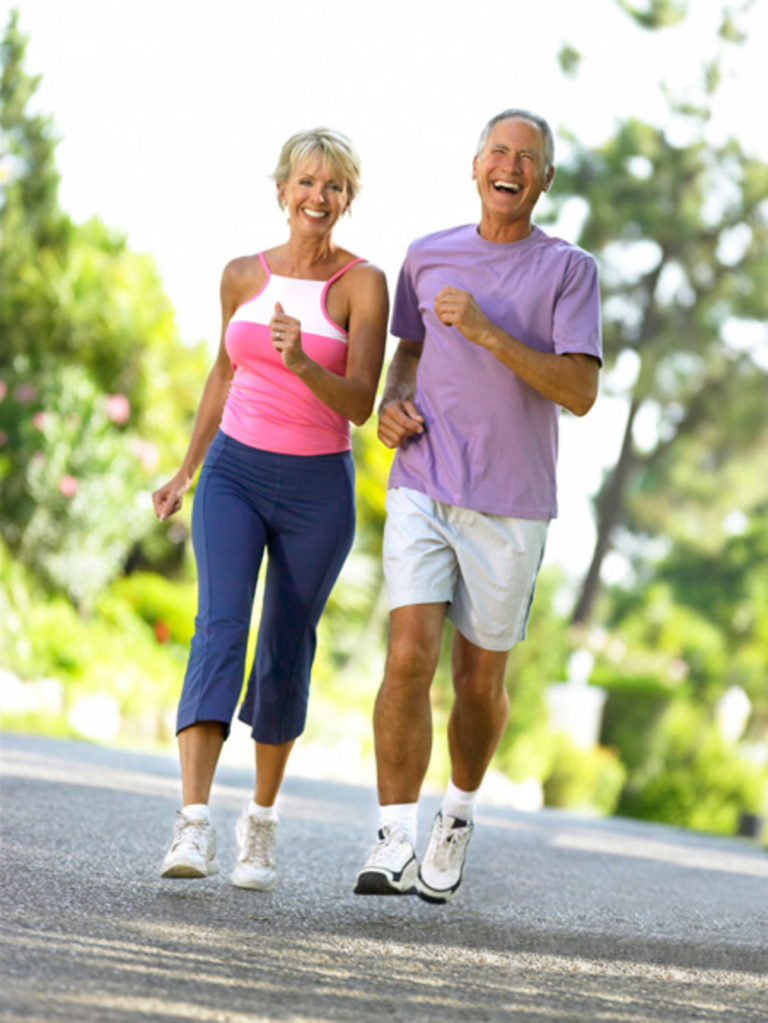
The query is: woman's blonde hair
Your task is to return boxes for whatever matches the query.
[273,128,362,210]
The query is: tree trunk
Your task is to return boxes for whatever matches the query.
[570,398,640,627]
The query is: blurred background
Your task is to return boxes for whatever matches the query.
[1,0,767,839]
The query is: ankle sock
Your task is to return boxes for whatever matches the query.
[248,799,278,822]
[379,802,418,848]
[182,803,210,822]
[441,779,479,823]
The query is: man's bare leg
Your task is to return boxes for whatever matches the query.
[416,634,510,903]
[373,602,447,806]
[447,632,510,792]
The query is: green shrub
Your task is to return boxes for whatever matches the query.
[494,727,558,785]
[0,363,155,606]
[619,702,768,834]
[107,571,197,646]
[1,541,188,743]
[543,738,627,815]
[597,670,678,775]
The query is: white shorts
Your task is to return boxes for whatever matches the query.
[383,487,549,652]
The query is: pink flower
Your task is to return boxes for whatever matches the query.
[130,437,159,471]
[105,393,130,425]
[14,383,38,403]
[0,380,7,400]
[58,475,78,498]
[33,411,49,431]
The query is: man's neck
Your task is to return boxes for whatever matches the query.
[476,215,534,244]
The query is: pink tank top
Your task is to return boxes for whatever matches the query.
[221,253,363,455]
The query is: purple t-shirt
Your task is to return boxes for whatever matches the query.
[389,223,602,519]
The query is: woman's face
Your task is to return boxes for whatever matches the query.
[278,157,349,236]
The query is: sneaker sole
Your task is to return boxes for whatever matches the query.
[231,871,277,892]
[354,858,418,896]
[161,861,219,879]
[416,872,461,904]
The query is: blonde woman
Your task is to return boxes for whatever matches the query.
[154,128,388,890]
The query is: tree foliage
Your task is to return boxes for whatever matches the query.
[0,9,208,604]
[544,20,768,624]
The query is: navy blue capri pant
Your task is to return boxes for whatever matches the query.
[176,431,355,744]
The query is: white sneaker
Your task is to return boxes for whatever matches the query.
[231,811,277,891]
[354,824,418,895]
[417,812,473,904]
[161,811,219,878]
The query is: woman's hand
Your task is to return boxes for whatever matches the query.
[270,302,306,371]
[152,471,192,521]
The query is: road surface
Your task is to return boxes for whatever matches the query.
[1,731,766,1021]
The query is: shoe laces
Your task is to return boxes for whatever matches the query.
[240,816,276,865]
[430,816,471,869]
[367,824,410,866]
[171,814,208,853]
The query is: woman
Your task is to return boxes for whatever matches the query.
[153,128,388,890]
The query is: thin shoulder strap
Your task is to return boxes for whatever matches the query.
[320,258,366,336]
[324,257,365,287]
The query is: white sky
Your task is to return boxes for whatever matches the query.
[8,0,768,582]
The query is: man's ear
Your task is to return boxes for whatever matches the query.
[472,154,478,181]
[543,165,555,191]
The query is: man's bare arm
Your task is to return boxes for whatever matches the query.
[434,287,599,416]
[377,339,426,448]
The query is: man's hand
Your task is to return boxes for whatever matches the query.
[434,287,491,346]
[377,400,425,449]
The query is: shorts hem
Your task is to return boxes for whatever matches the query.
[387,591,452,612]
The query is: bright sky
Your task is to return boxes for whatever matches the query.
[8,0,768,583]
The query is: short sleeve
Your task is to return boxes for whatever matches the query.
[390,253,426,342]
[552,251,602,364]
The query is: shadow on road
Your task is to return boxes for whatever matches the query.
[2,733,766,1022]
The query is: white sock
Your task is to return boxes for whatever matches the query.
[182,803,210,822]
[379,803,418,848]
[248,799,278,822]
[441,779,479,823]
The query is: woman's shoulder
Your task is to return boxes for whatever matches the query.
[222,252,264,284]
[338,255,387,286]
[220,253,266,310]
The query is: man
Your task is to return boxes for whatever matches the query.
[353,109,602,904]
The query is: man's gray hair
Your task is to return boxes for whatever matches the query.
[476,109,555,170]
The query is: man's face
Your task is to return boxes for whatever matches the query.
[472,118,554,227]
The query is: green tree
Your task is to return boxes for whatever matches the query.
[0,9,208,603]
[546,3,768,625]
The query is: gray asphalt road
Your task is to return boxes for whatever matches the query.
[1,731,766,1022]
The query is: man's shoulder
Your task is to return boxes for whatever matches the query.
[405,224,475,257]
[532,227,597,266]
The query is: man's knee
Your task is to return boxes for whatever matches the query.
[454,669,507,710]
[384,631,438,688]
[384,603,445,687]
